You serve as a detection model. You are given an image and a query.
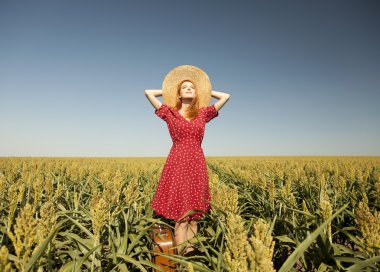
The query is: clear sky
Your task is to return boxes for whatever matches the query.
[1,0,379,157]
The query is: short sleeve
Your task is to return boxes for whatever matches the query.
[155,103,169,121]
[203,104,219,123]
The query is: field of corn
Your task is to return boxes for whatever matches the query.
[0,156,379,271]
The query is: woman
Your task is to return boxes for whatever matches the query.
[145,66,230,256]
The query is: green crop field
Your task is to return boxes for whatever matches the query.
[0,156,379,271]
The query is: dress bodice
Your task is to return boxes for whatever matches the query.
[155,104,219,147]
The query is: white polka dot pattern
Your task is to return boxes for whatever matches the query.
[150,103,219,221]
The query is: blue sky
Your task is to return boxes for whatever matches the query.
[1,0,379,157]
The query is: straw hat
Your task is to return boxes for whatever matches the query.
[162,65,212,108]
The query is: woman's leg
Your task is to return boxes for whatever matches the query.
[185,220,198,253]
[174,220,188,254]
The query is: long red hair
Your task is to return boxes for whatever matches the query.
[175,79,200,120]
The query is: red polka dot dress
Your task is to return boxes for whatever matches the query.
[150,103,219,221]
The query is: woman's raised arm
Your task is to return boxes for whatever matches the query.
[211,90,230,112]
[145,89,163,110]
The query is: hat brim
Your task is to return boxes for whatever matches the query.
[162,65,212,108]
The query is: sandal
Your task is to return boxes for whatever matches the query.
[183,246,203,257]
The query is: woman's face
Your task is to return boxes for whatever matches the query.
[179,81,195,100]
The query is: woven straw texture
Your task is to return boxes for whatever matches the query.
[162,65,212,108]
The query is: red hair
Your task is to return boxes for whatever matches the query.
[175,79,200,120]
